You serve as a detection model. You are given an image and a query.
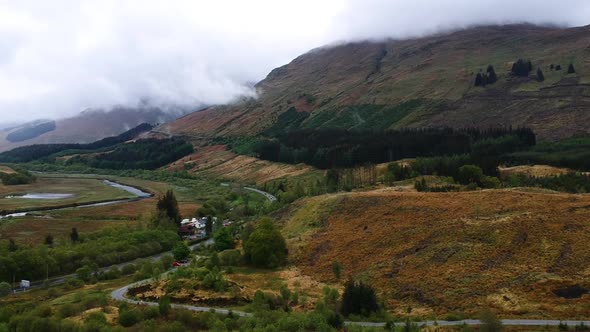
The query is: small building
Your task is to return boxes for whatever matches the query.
[177,224,195,238]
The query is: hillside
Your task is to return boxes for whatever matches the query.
[163,24,590,141]
[279,189,590,318]
[0,106,186,153]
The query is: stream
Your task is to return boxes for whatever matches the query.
[0,179,152,219]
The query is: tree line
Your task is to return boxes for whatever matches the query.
[0,123,154,163]
[68,138,194,170]
[250,127,535,169]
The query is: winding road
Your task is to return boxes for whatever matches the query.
[243,187,277,202]
[110,271,590,328]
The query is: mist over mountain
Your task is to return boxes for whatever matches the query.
[1,0,589,124]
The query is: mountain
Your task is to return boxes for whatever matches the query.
[163,24,590,141]
[0,106,189,152]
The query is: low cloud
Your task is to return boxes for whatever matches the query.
[0,0,588,122]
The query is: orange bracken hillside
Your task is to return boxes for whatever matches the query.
[283,189,590,318]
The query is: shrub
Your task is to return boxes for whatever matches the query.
[340,280,378,317]
[243,219,287,268]
[479,309,503,332]
[0,282,10,297]
[118,309,142,327]
[213,228,234,251]
[58,303,79,318]
[458,165,484,185]
[121,263,137,275]
[219,249,242,266]
[332,261,342,280]
[159,296,171,316]
[172,242,191,261]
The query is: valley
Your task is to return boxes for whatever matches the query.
[2,22,590,332]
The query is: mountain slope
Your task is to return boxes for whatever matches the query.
[0,106,186,152]
[280,189,590,317]
[163,24,590,141]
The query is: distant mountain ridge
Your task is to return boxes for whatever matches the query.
[0,106,191,152]
[163,24,590,141]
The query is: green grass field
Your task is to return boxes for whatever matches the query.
[0,177,135,212]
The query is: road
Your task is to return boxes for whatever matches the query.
[15,238,214,292]
[243,186,277,202]
[111,269,590,328]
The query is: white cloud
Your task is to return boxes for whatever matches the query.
[0,0,588,122]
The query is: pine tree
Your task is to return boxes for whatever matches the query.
[486,65,497,84]
[475,73,483,87]
[568,63,576,74]
[44,234,54,247]
[537,68,545,82]
[341,280,379,317]
[550,64,554,70]
[8,238,17,252]
[555,64,562,71]
[511,59,532,77]
[70,227,79,243]
[156,190,181,226]
[481,73,489,86]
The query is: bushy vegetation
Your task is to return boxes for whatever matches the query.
[0,168,36,185]
[0,227,179,282]
[0,123,153,163]
[341,280,379,317]
[506,136,590,171]
[506,172,590,193]
[243,218,287,268]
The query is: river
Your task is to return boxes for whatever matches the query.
[0,179,152,219]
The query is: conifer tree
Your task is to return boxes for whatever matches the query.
[537,68,545,82]
[70,227,79,243]
[486,65,497,84]
[475,73,483,87]
[156,190,181,226]
[568,63,576,74]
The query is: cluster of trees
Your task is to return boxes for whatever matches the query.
[474,65,498,87]
[505,136,590,171]
[6,121,56,143]
[0,123,154,163]
[155,190,182,227]
[340,280,379,317]
[242,219,287,268]
[506,172,590,193]
[252,127,535,169]
[0,168,36,185]
[326,165,378,192]
[79,138,193,170]
[0,228,179,282]
[511,59,533,77]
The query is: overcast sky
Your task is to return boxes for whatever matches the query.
[1,0,589,123]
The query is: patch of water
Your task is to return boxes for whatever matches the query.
[19,193,74,199]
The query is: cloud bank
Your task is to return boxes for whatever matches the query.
[0,0,588,122]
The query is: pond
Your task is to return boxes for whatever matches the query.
[17,193,75,200]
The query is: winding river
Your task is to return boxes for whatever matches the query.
[0,179,152,219]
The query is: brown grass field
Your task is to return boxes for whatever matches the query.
[280,189,590,319]
[499,165,572,178]
[166,144,314,185]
